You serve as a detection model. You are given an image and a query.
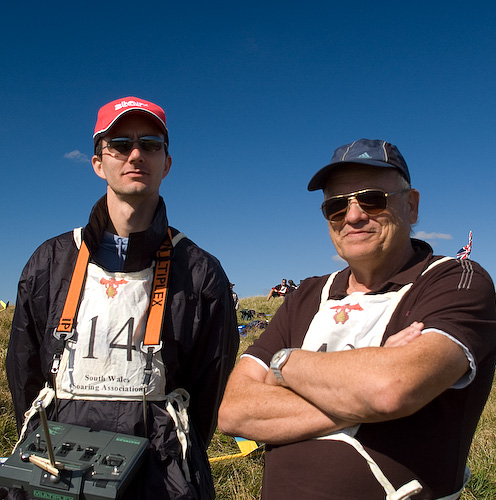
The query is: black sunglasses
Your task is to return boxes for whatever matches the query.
[321,188,409,222]
[102,136,168,155]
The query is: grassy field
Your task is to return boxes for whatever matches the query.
[1,296,495,499]
[0,306,18,456]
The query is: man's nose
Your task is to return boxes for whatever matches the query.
[128,144,144,160]
[345,199,368,222]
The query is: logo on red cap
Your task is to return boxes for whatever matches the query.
[114,99,150,111]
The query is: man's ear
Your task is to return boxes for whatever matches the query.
[92,155,107,180]
[408,189,420,224]
[162,155,172,180]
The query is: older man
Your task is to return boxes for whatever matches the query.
[7,97,239,499]
[219,139,496,500]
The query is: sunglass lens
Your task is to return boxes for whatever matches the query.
[322,198,348,221]
[139,139,163,152]
[108,139,133,154]
[356,191,387,214]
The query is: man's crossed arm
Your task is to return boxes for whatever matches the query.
[218,322,469,444]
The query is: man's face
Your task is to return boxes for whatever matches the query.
[323,165,419,269]
[92,114,171,200]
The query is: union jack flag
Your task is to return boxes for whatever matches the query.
[456,231,472,260]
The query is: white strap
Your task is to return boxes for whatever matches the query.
[421,256,453,275]
[165,389,191,482]
[319,272,338,308]
[73,227,83,249]
[325,433,422,500]
[12,384,56,455]
[171,232,186,247]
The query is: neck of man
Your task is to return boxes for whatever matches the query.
[346,241,415,294]
[106,190,159,238]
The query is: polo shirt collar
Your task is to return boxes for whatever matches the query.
[330,239,434,298]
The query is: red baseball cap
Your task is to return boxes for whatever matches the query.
[93,97,168,145]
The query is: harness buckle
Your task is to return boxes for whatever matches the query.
[51,354,61,374]
[53,328,76,341]
[141,343,163,387]
[140,341,163,355]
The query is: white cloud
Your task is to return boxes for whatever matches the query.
[64,150,90,163]
[413,231,453,241]
[332,254,346,262]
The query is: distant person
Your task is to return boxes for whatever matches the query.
[266,278,289,300]
[286,279,298,294]
[6,96,239,500]
[230,282,239,310]
[219,138,496,499]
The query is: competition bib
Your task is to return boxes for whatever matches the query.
[55,263,166,401]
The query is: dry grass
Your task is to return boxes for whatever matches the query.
[0,306,17,455]
[462,383,496,499]
[209,324,266,499]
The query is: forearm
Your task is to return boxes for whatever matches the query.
[281,332,469,422]
[281,348,398,422]
[218,359,353,444]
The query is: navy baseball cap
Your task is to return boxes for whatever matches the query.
[308,139,411,191]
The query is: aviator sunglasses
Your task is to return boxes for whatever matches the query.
[102,136,168,156]
[321,188,410,222]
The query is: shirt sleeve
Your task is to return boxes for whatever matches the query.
[422,328,476,388]
[245,276,326,365]
[388,257,496,382]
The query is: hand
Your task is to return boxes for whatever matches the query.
[384,321,424,348]
[265,367,281,386]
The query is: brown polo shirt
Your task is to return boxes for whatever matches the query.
[245,240,496,499]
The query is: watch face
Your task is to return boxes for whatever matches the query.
[272,350,287,365]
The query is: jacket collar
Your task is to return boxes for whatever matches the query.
[83,195,170,272]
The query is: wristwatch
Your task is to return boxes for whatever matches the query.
[270,348,299,386]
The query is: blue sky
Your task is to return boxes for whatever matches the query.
[1,1,495,303]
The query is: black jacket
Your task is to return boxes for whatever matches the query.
[6,196,239,499]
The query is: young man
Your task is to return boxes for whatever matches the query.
[6,97,239,499]
[219,139,496,499]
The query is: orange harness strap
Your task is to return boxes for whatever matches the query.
[56,242,90,335]
[143,233,173,347]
